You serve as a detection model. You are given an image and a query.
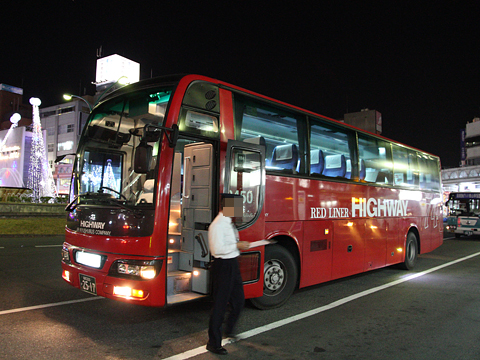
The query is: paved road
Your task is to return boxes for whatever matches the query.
[1,233,480,359]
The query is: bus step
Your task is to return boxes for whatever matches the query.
[166,271,208,304]
[167,292,207,305]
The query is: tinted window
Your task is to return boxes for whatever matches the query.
[358,134,393,185]
[418,153,440,190]
[234,95,307,175]
[392,145,419,188]
[310,119,355,179]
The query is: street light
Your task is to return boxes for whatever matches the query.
[63,94,93,112]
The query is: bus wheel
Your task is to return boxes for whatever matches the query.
[455,233,461,239]
[399,232,418,270]
[250,244,297,310]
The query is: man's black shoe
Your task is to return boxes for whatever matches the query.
[206,344,228,355]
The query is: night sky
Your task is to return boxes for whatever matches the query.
[2,2,479,168]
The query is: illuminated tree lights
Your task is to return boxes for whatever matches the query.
[27,98,57,201]
[104,160,117,189]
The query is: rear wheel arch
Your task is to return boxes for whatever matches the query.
[274,236,301,276]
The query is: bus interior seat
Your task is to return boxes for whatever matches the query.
[137,179,155,204]
[310,149,324,175]
[244,136,266,146]
[375,171,392,184]
[271,144,299,173]
[323,154,346,177]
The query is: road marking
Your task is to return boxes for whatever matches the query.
[0,297,103,316]
[163,250,480,360]
[0,244,62,249]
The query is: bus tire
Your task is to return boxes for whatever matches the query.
[399,231,418,270]
[250,244,297,310]
[455,233,461,239]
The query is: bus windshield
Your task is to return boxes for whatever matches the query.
[73,87,173,207]
[447,193,480,217]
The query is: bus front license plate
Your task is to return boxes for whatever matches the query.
[79,274,97,295]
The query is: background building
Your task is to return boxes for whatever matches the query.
[0,84,32,129]
[464,118,480,166]
[442,117,480,194]
[39,96,93,194]
[343,109,382,135]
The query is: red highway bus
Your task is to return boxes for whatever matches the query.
[61,74,443,309]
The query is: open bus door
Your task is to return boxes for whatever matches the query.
[224,139,265,230]
[224,139,267,298]
[166,139,265,305]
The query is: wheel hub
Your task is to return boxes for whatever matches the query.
[264,260,284,292]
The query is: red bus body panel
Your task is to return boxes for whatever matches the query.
[263,175,443,288]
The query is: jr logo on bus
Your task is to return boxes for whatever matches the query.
[310,198,408,219]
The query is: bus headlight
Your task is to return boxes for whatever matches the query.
[109,259,162,280]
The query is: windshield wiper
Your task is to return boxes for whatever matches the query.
[68,191,144,218]
[65,196,78,212]
[96,196,144,218]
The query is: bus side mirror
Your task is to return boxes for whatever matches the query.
[134,143,152,173]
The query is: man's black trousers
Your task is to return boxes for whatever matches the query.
[208,257,245,348]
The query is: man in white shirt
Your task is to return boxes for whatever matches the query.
[206,194,249,355]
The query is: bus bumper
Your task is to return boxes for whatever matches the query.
[61,245,166,307]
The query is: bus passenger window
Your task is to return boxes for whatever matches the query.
[418,154,440,191]
[309,119,353,179]
[358,135,393,185]
[233,94,307,175]
[392,145,420,188]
